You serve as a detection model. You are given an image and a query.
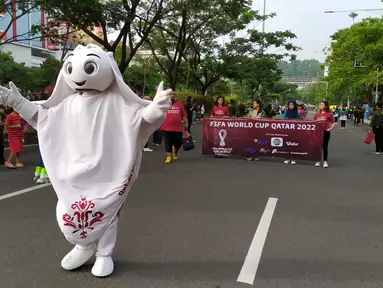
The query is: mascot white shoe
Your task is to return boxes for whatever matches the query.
[0,44,172,277]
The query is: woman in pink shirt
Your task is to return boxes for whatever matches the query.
[210,96,230,117]
[314,100,335,168]
[161,91,188,163]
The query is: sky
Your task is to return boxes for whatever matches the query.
[252,0,383,61]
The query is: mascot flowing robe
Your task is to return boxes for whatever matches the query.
[0,44,171,277]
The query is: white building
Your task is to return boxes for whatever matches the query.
[0,41,55,67]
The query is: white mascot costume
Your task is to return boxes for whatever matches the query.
[0,44,171,277]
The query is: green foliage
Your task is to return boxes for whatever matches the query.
[303,83,328,104]
[41,0,172,72]
[326,17,383,104]
[175,90,214,112]
[0,51,60,94]
[2,0,300,104]
[278,59,324,77]
[122,64,163,97]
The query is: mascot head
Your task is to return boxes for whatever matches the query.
[42,44,150,108]
[63,46,114,92]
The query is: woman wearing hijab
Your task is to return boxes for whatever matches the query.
[282,100,301,165]
[282,100,302,120]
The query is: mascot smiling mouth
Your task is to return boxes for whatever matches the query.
[74,80,86,86]
[74,80,97,92]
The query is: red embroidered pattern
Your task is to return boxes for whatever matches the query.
[119,164,136,196]
[62,198,104,239]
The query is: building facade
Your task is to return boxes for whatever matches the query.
[0,4,55,67]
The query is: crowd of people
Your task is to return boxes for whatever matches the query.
[1,87,383,176]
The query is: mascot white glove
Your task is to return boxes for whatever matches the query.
[142,81,172,124]
[0,82,25,108]
[0,82,38,127]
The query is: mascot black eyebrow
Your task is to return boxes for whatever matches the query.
[0,44,172,277]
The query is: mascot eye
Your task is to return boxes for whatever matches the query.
[66,63,73,75]
[84,62,97,75]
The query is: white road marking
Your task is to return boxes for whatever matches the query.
[237,197,278,285]
[5,144,38,150]
[0,183,51,201]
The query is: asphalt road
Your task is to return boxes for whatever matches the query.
[1,115,382,288]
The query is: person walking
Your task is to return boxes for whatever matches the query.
[4,108,25,168]
[33,84,53,182]
[185,96,194,134]
[246,99,263,161]
[314,101,335,168]
[0,106,6,164]
[339,108,347,129]
[282,100,302,165]
[161,91,188,163]
[369,101,383,154]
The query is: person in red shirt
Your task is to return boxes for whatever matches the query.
[298,104,306,119]
[210,96,230,117]
[314,100,335,168]
[4,108,25,168]
[161,91,188,163]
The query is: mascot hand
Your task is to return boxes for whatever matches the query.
[152,81,172,112]
[0,82,24,107]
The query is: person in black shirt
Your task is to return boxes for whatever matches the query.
[0,106,6,164]
[185,96,194,133]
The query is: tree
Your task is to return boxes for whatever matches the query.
[41,0,172,73]
[277,59,324,77]
[326,17,383,104]
[223,24,299,100]
[302,82,327,104]
[0,48,62,94]
[144,0,257,90]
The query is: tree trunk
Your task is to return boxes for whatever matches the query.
[201,86,207,96]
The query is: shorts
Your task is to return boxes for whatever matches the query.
[9,138,23,153]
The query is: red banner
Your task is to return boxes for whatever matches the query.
[203,118,326,161]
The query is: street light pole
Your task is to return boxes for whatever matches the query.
[258,0,267,97]
[376,65,380,104]
[262,0,266,33]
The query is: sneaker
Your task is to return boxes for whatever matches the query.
[323,161,329,168]
[315,162,321,167]
[291,160,296,165]
[143,148,153,152]
[372,152,382,155]
[36,177,50,184]
[165,157,172,164]
[284,160,290,164]
[172,148,178,160]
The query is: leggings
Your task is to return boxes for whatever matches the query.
[37,149,44,168]
[163,131,183,153]
[0,130,4,163]
[323,130,330,161]
[373,126,383,153]
[187,116,193,133]
[340,120,346,128]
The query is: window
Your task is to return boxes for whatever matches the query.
[31,47,53,59]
